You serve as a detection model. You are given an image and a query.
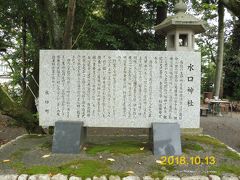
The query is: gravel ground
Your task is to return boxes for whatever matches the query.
[1,111,240,153]
[0,114,27,146]
[0,112,240,177]
[200,112,240,152]
[0,134,240,176]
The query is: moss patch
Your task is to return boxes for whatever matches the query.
[182,135,226,148]
[182,142,204,153]
[224,150,240,160]
[23,135,46,139]
[11,160,121,178]
[150,164,176,178]
[40,141,52,149]
[2,134,240,176]
[151,171,165,179]
[85,141,148,155]
[10,148,30,160]
[209,164,240,176]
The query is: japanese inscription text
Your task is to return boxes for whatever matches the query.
[39,50,200,128]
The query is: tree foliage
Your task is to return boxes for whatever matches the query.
[0,0,168,129]
[1,0,240,131]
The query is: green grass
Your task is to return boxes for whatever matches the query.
[224,150,240,160]
[19,165,58,175]
[182,142,204,153]
[40,141,52,149]
[85,141,148,155]
[151,171,165,179]
[182,135,226,148]
[10,160,122,178]
[23,135,46,139]
[10,148,30,160]
[150,164,176,178]
[209,164,240,176]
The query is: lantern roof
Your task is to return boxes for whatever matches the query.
[154,0,207,35]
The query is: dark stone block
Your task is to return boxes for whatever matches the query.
[200,107,208,116]
[52,121,86,154]
[151,122,182,156]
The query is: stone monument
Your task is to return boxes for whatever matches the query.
[152,0,206,155]
[39,0,206,155]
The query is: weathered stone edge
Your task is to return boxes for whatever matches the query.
[0,134,28,150]
[0,174,239,180]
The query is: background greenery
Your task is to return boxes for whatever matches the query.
[0,0,240,130]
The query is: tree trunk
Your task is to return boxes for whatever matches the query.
[214,1,224,97]
[21,17,27,95]
[23,0,49,112]
[63,0,76,49]
[0,85,39,132]
[222,0,240,18]
[155,1,167,50]
[232,18,240,51]
[43,0,62,48]
[22,53,39,112]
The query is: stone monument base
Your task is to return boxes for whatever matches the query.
[52,121,86,154]
[181,128,203,135]
[150,123,182,156]
[87,127,202,136]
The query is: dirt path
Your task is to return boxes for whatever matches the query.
[1,112,240,153]
[200,113,240,152]
[0,114,27,146]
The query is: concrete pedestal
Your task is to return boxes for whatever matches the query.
[151,123,182,156]
[52,121,86,154]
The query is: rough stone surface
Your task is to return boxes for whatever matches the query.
[28,174,51,180]
[52,121,85,154]
[0,174,18,180]
[39,50,201,129]
[0,174,239,180]
[51,173,68,180]
[122,176,141,180]
[208,175,221,180]
[163,176,181,180]
[143,176,154,180]
[152,123,182,156]
[222,174,239,180]
[93,176,107,180]
[181,176,209,180]
[18,174,28,180]
[69,176,82,180]
[109,175,121,180]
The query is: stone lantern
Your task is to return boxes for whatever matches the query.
[154,0,206,51]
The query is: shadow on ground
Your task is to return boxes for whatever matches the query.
[0,134,240,177]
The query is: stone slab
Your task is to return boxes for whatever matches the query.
[52,121,86,154]
[123,176,141,180]
[109,176,121,180]
[143,176,154,180]
[222,175,239,180]
[0,174,18,180]
[28,174,51,180]
[208,175,220,180]
[51,174,68,180]
[163,176,181,180]
[181,176,209,180]
[39,50,200,128]
[69,176,82,180]
[18,174,28,180]
[152,122,182,156]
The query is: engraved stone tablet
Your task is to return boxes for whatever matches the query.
[151,122,182,156]
[39,50,200,128]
